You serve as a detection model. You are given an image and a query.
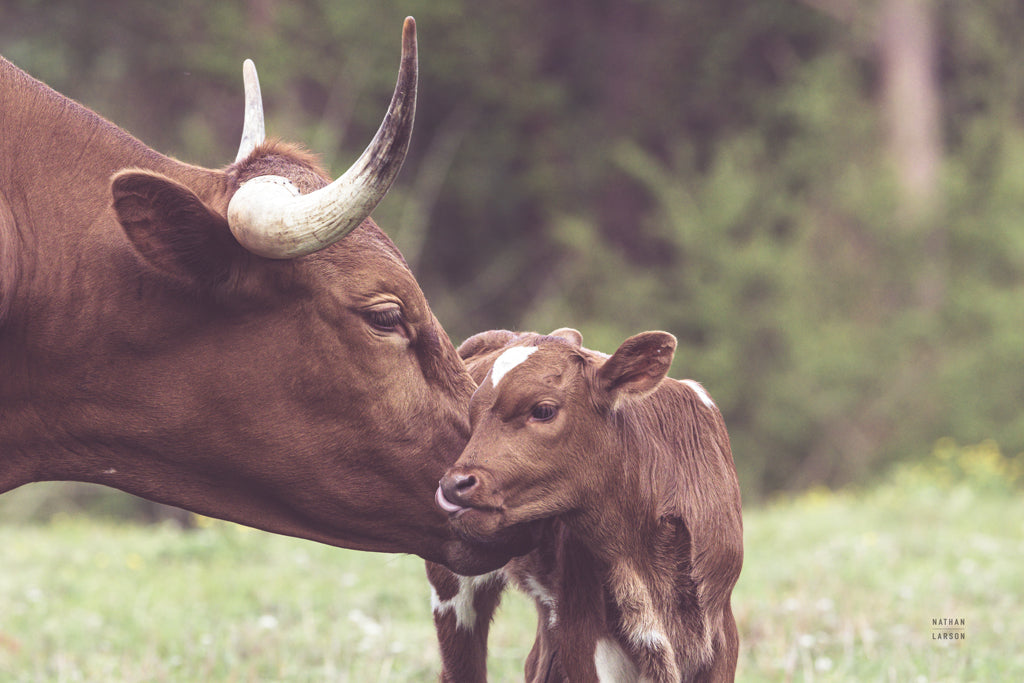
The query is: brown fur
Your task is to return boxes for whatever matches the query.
[431,329,743,681]
[0,54,515,575]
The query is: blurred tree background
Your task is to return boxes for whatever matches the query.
[2,0,1024,508]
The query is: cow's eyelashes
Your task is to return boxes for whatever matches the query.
[365,307,405,334]
[530,403,558,422]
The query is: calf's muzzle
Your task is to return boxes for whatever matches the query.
[436,469,486,515]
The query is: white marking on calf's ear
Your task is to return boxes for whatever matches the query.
[490,346,538,387]
[682,379,715,409]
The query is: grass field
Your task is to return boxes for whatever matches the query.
[1,445,1022,681]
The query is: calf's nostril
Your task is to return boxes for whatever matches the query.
[440,471,481,507]
[454,474,477,492]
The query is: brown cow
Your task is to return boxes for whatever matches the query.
[0,19,516,575]
[431,329,743,682]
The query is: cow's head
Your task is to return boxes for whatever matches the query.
[2,19,509,574]
[436,328,676,546]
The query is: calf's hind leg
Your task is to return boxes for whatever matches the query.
[697,600,739,682]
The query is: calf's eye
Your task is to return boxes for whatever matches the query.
[530,403,558,422]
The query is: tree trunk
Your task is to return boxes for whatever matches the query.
[879,0,941,222]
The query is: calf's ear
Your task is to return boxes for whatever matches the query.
[458,329,519,361]
[549,327,583,347]
[112,170,244,286]
[598,331,677,399]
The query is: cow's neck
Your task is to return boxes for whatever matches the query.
[2,60,208,210]
[0,59,222,293]
[0,58,228,488]
[1,58,225,326]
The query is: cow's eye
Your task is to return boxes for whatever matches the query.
[530,403,558,422]
[365,306,404,334]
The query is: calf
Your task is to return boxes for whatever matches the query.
[432,329,743,682]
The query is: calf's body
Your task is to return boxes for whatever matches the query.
[433,329,743,681]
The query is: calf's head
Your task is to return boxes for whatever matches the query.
[437,329,676,545]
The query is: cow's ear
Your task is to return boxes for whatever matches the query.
[598,331,676,399]
[111,170,243,285]
[549,328,583,347]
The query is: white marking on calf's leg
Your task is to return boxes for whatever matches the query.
[431,570,504,631]
[594,638,653,683]
[630,625,671,652]
[490,346,538,387]
[609,561,679,680]
[522,575,558,628]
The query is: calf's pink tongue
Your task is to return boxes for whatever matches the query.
[435,485,467,514]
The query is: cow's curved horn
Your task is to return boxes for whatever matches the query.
[227,17,418,259]
[235,59,265,163]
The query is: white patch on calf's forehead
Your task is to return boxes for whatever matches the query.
[489,346,538,387]
[682,379,715,409]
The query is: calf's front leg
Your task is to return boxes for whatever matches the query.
[426,561,507,682]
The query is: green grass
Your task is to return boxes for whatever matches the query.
[736,481,1023,681]
[0,507,538,682]
[2,451,1022,681]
